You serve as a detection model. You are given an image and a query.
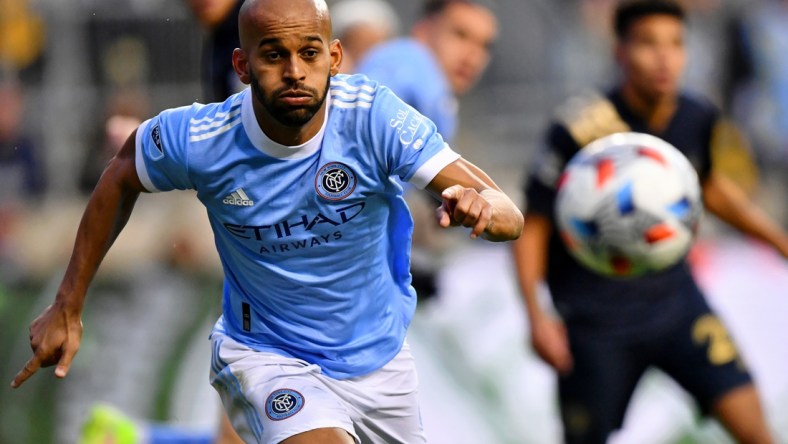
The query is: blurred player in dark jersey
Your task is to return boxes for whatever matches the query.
[186,0,244,102]
[511,1,788,443]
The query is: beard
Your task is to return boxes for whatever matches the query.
[249,71,331,128]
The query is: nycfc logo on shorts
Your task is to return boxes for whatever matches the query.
[315,162,357,201]
[149,124,165,160]
[265,389,304,421]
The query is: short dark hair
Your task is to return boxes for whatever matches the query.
[423,0,497,18]
[614,0,685,40]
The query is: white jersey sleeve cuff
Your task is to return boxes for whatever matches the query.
[408,144,461,189]
[135,119,160,193]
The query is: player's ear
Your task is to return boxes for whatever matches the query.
[232,48,251,85]
[329,39,343,76]
[411,17,434,43]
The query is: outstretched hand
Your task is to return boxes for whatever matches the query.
[530,314,573,375]
[436,185,494,239]
[11,302,83,388]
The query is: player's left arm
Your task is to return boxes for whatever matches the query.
[425,157,523,241]
[702,171,788,259]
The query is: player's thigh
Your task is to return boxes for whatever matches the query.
[712,384,774,444]
[280,427,356,444]
[333,341,425,444]
[216,409,245,444]
[656,294,752,414]
[559,329,648,443]
[210,334,359,444]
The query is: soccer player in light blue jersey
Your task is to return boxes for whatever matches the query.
[358,0,498,305]
[11,1,523,443]
[357,0,497,143]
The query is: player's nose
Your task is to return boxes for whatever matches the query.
[283,56,306,81]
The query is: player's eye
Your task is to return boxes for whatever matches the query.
[302,49,319,59]
[453,28,470,42]
[264,51,283,62]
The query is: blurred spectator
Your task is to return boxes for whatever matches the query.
[551,0,618,95]
[185,0,245,103]
[0,70,46,285]
[79,89,148,194]
[0,0,46,80]
[330,0,400,73]
[0,71,46,202]
[728,0,788,223]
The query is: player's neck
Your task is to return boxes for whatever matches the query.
[251,99,327,146]
[621,83,678,134]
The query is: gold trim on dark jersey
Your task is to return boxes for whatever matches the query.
[555,90,631,149]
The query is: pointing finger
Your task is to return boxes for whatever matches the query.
[11,355,42,389]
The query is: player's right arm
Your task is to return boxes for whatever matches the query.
[512,212,573,375]
[11,130,146,389]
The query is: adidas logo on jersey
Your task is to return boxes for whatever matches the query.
[223,188,254,206]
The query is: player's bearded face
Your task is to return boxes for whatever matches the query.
[249,69,330,128]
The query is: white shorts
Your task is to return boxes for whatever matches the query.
[209,331,426,444]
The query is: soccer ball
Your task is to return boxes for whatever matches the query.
[554,132,702,277]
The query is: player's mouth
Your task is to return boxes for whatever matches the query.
[453,68,478,90]
[652,69,676,84]
[279,90,313,106]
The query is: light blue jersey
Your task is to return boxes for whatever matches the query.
[135,74,460,379]
[357,38,458,142]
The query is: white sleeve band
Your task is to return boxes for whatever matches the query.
[408,144,461,189]
[135,119,160,193]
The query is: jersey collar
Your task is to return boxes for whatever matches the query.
[241,88,328,159]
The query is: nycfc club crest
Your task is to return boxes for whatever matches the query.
[315,162,357,201]
[149,123,165,160]
[265,388,305,421]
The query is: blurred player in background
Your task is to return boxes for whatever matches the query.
[186,0,245,102]
[11,1,523,444]
[358,0,497,142]
[358,0,498,302]
[511,1,788,443]
[330,0,400,74]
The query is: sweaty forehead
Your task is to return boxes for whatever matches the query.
[239,0,331,49]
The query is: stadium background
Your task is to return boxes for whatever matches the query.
[1,0,786,442]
